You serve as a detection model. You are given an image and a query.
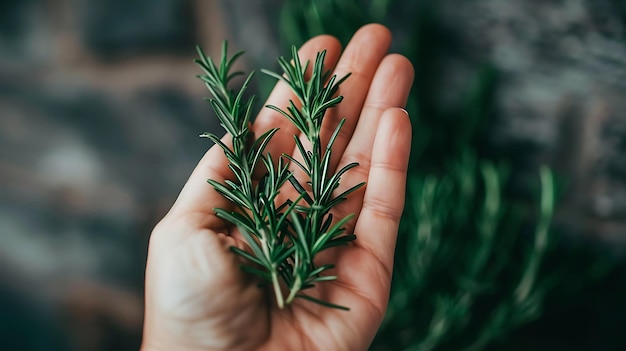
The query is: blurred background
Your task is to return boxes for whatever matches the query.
[1,0,626,350]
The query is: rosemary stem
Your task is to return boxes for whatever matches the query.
[286,275,302,304]
[259,230,284,308]
[272,270,285,309]
[311,140,324,247]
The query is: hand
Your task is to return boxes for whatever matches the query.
[142,24,414,351]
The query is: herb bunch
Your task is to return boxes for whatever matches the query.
[195,42,360,310]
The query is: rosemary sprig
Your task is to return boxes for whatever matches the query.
[196,42,293,308]
[195,42,361,310]
[263,47,364,307]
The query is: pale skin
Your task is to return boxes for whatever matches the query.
[142,24,415,351]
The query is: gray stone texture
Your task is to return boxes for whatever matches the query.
[436,0,626,246]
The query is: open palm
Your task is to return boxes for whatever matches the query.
[142,24,414,351]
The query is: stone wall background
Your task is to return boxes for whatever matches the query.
[2,0,626,350]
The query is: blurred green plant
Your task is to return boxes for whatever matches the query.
[278,0,559,349]
[377,159,554,351]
